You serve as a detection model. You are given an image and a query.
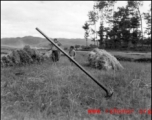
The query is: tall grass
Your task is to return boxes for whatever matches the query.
[1,54,151,120]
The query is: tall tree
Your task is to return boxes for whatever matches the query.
[90,28,96,45]
[88,5,99,46]
[82,22,90,47]
[143,4,151,38]
[88,10,98,25]
[127,3,141,48]
[127,1,144,42]
[95,1,116,24]
[94,1,116,48]
[112,6,130,48]
[98,22,104,48]
[109,5,140,49]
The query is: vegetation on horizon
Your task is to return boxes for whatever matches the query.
[83,1,151,50]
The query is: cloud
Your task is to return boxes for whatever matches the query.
[1,1,94,38]
[1,1,151,38]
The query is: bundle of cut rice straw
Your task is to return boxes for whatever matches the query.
[88,48,124,70]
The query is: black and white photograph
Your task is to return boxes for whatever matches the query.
[1,1,151,120]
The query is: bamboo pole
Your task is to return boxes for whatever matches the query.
[36,27,113,98]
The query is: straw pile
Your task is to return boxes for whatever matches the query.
[1,46,48,67]
[88,48,124,70]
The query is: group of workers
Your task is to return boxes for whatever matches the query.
[50,38,76,62]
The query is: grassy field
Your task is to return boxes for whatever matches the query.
[1,51,151,120]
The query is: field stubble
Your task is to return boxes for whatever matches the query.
[1,52,151,120]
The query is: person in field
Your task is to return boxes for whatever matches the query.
[69,46,76,64]
[50,38,61,62]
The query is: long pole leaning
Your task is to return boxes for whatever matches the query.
[35,27,113,98]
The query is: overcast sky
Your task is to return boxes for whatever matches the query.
[1,1,151,39]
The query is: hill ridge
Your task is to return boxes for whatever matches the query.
[1,36,92,48]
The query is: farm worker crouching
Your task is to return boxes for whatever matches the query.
[50,38,61,62]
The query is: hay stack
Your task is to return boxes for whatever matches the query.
[1,46,48,67]
[88,48,124,70]
[10,50,21,65]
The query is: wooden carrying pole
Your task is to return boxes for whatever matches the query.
[36,27,113,98]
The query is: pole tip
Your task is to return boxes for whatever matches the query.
[105,89,114,99]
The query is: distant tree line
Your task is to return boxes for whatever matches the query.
[82,1,151,51]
